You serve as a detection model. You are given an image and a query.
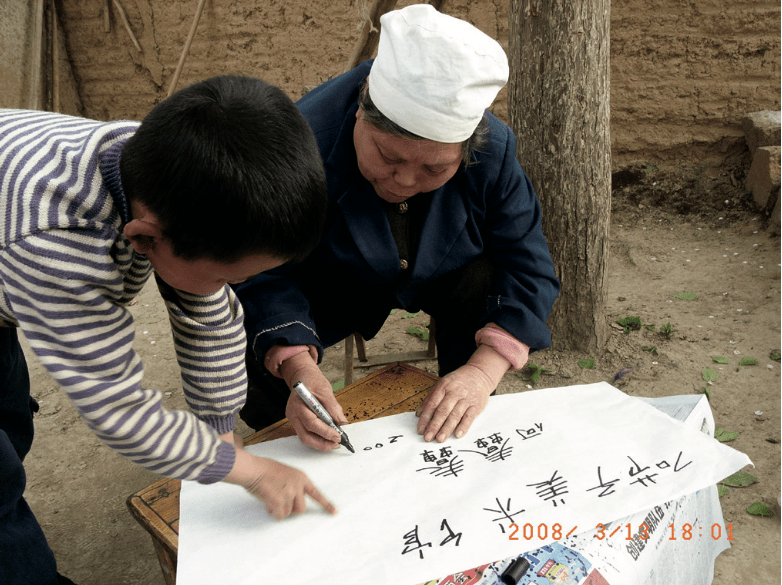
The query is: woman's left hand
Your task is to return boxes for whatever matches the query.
[415,364,495,442]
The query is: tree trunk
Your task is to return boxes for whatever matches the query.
[508,0,611,351]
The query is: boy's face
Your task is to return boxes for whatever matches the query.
[146,242,285,295]
[124,201,285,295]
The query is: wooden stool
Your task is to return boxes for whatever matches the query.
[344,317,436,385]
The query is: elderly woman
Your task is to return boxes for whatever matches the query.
[235,4,560,449]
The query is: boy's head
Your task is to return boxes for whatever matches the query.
[120,75,327,265]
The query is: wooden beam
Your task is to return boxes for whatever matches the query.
[28,0,45,110]
[103,0,111,32]
[112,0,142,53]
[167,0,208,97]
[344,0,397,72]
[51,2,59,113]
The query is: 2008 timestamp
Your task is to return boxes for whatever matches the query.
[508,522,735,541]
[508,523,580,541]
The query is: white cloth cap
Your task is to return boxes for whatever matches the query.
[368,4,509,143]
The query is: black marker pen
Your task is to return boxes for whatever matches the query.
[292,381,355,453]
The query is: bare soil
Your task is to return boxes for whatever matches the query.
[20,164,781,584]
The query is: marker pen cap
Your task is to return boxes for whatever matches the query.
[501,556,530,585]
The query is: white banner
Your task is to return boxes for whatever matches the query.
[177,382,751,585]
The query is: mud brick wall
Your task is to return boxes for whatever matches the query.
[51,0,780,165]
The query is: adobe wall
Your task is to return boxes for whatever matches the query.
[9,0,782,167]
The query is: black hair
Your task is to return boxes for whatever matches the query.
[357,80,489,168]
[120,75,327,263]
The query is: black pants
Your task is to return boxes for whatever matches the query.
[0,327,62,585]
[240,257,494,431]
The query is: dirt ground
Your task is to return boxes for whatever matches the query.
[19,163,781,584]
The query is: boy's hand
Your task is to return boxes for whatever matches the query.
[225,449,337,519]
[279,352,348,451]
[246,458,337,519]
[219,431,244,449]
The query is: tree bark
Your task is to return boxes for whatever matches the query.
[508,0,611,351]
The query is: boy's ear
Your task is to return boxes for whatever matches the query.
[124,216,164,255]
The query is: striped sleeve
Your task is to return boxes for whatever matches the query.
[0,233,235,484]
[155,276,249,434]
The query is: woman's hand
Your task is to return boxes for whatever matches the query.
[416,345,511,442]
[416,364,493,442]
[280,352,348,451]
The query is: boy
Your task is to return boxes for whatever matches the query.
[0,75,334,585]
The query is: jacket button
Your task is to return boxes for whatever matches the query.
[397,202,408,214]
[400,259,409,270]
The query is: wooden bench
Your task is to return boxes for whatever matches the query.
[126,362,437,585]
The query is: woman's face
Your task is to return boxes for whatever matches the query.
[353,109,462,203]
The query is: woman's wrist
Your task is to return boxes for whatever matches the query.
[465,344,512,389]
[278,350,320,387]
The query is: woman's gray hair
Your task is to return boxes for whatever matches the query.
[357,80,489,168]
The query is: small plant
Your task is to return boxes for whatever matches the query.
[672,292,697,301]
[701,368,719,382]
[711,356,729,364]
[721,471,758,488]
[644,325,656,331]
[739,357,758,366]
[770,349,781,361]
[658,322,673,339]
[642,346,659,357]
[717,485,730,497]
[578,359,595,369]
[747,502,773,517]
[406,326,429,341]
[715,428,739,442]
[402,311,420,319]
[331,380,345,392]
[520,363,552,384]
[616,316,642,333]
[699,387,711,402]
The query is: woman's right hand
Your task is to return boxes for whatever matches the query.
[280,352,349,451]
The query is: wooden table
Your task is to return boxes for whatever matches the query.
[126,363,438,585]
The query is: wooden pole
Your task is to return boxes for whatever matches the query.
[344,0,449,73]
[112,0,142,52]
[51,2,59,113]
[103,0,111,32]
[43,3,54,112]
[344,0,398,72]
[344,334,354,386]
[167,0,208,97]
[28,0,45,110]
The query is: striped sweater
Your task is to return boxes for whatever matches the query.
[0,109,244,484]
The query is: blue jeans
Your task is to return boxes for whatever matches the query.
[0,327,59,585]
